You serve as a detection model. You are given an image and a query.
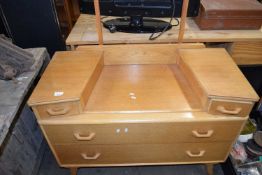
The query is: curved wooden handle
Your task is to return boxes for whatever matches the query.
[186,150,205,157]
[216,106,242,115]
[46,106,70,116]
[74,132,96,141]
[81,152,101,160]
[192,130,214,138]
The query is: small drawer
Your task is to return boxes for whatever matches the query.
[42,120,244,144]
[33,102,80,119]
[54,142,231,166]
[208,99,253,117]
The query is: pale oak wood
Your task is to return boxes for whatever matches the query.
[177,55,208,108]
[227,41,262,65]
[54,142,231,166]
[208,99,253,117]
[66,14,262,46]
[38,112,248,125]
[42,120,245,144]
[178,48,259,102]
[33,101,80,119]
[80,54,104,109]
[178,0,189,43]
[85,64,200,113]
[178,48,259,117]
[27,46,259,175]
[94,0,103,45]
[38,124,63,166]
[28,48,258,118]
[73,132,95,141]
[76,43,205,65]
[170,64,202,109]
[36,110,246,173]
[28,51,103,107]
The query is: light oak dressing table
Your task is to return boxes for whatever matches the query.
[28,43,259,175]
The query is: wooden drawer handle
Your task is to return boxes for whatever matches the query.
[81,152,101,160]
[192,130,214,138]
[216,106,242,115]
[74,132,96,141]
[186,150,205,157]
[46,106,70,116]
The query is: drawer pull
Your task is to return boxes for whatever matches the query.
[81,152,101,160]
[74,132,96,141]
[192,130,214,138]
[216,106,242,115]
[46,106,70,116]
[186,150,205,157]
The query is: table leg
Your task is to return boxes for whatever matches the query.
[70,167,78,175]
[206,164,213,175]
[70,45,76,50]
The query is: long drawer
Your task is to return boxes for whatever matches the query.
[54,142,231,166]
[42,121,244,144]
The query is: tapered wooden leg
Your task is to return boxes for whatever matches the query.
[70,168,78,175]
[206,164,213,175]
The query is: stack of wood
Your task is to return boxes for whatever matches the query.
[0,35,35,80]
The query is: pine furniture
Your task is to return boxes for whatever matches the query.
[28,44,259,175]
[66,14,262,48]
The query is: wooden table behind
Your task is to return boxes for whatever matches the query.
[66,14,262,47]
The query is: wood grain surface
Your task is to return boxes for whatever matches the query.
[178,48,259,102]
[27,46,257,173]
[54,142,231,166]
[208,99,253,117]
[77,43,205,65]
[85,64,200,113]
[227,41,262,65]
[66,14,262,45]
[43,120,245,144]
[28,51,103,106]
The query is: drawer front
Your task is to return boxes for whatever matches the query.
[208,99,253,117]
[54,142,231,165]
[34,102,80,119]
[43,121,244,144]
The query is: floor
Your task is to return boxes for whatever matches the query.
[37,143,225,175]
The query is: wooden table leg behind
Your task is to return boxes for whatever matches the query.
[70,168,78,175]
[206,164,214,175]
[70,45,76,51]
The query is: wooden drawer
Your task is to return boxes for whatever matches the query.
[208,99,253,117]
[54,142,231,166]
[33,102,80,119]
[43,121,244,144]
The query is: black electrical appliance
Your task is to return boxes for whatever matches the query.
[81,0,200,34]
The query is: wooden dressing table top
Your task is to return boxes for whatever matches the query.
[178,48,258,101]
[85,64,200,113]
[28,44,259,116]
[27,44,260,174]
[28,51,103,105]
